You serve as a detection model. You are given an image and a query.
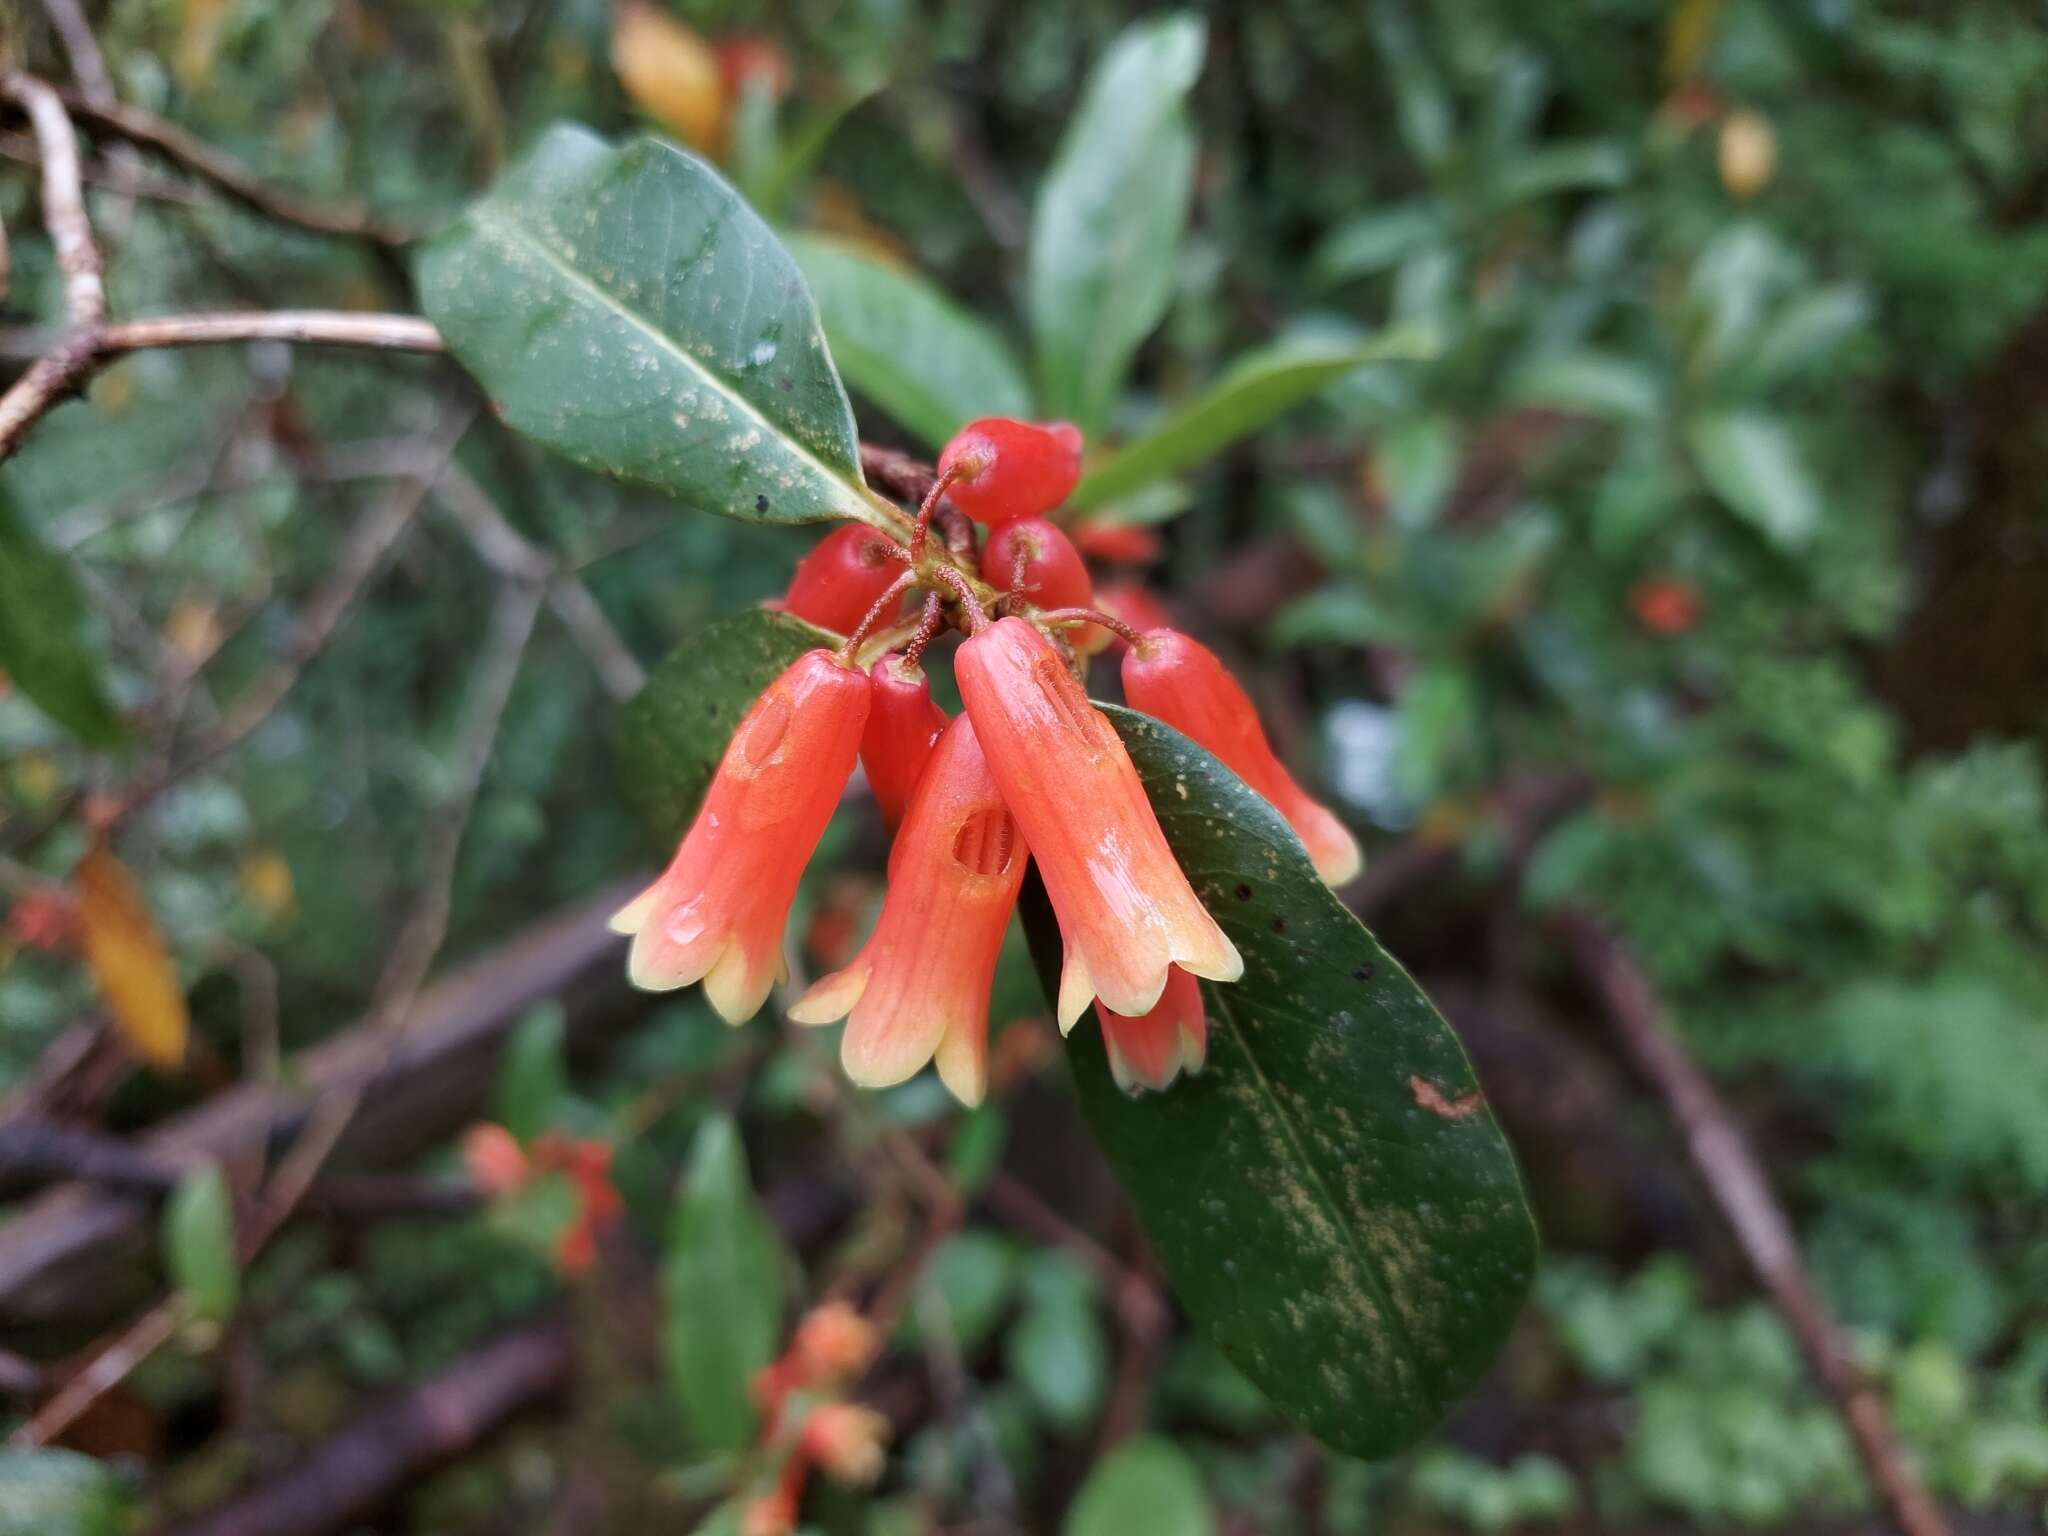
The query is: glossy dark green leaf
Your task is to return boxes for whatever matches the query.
[0,482,123,746]
[164,1161,239,1325]
[1023,706,1536,1458]
[788,234,1032,450]
[0,1448,132,1536]
[1069,332,1433,511]
[1065,1436,1215,1536]
[1028,15,1205,435]
[418,125,894,532]
[663,1113,785,1451]
[614,608,839,847]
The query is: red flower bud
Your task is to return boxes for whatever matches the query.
[1630,576,1702,635]
[462,1123,530,1196]
[981,517,1094,611]
[1094,580,1174,640]
[1073,521,1161,565]
[956,617,1240,1026]
[792,716,1025,1105]
[612,651,869,1021]
[1095,965,1206,1093]
[859,655,947,830]
[781,525,904,637]
[1122,628,1362,887]
[937,418,1083,524]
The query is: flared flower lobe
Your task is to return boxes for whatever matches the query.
[790,716,1026,1106]
[1096,966,1207,1093]
[955,617,1240,1029]
[1122,628,1362,887]
[611,650,868,1022]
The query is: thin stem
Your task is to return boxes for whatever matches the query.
[928,564,988,634]
[837,569,918,660]
[902,592,946,668]
[909,463,966,565]
[1033,605,1145,649]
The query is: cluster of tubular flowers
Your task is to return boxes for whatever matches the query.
[611,417,1361,1101]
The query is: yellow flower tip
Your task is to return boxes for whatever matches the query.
[1055,949,1095,1034]
[607,884,661,936]
[703,940,774,1024]
[789,963,869,1026]
[625,931,695,992]
[935,1025,986,1108]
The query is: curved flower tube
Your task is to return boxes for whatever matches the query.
[610,650,869,1022]
[1095,965,1207,1093]
[859,654,948,830]
[955,616,1241,1027]
[1122,628,1363,887]
[790,716,1026,1105]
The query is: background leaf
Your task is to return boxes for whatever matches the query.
[1690,412,1822,548]
[614,608,839,847]
[789,234,1033,450]
[165,1161,239,1325]
[1070,332,1433,511]
[0,481,123,747]
[72,847,188,1070]
[1024,707,1537,1458]
[496,1001,569,1142]
[1027,15,1206,435]
[418,126,885,530]
[1065,1436,1215,1536]
[663,1113,785,1451]
[0,1448,132,1536]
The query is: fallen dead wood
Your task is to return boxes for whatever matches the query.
[0,880,643,1332]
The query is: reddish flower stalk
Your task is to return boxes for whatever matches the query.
[955,617,1240,1027]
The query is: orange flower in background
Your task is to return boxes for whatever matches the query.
[954,617,1240,1029]
[1073,520,1162,566]
[1631,576,1703,635]
[612,651,869,1022]
[1094,580,1174,639]
[791,716,1026,1106]
[5,886,75,952]
[461,1123,530,1195]
[1095,964,1207,1093]
[858,654,947,830]
[1122,627,1363,887]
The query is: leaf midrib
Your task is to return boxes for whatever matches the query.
[463,200,895,532]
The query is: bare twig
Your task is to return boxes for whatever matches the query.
[15,1295,181,1446]
[47,87,414,245]
[0,309,444,464]
[249,576,543,1249]
[1556,911,1950,1536]
[1,70,104,326]
[160,1320,573,1536]
[0,130,207,207]
[39,0,117,109]
[434,462,647,701]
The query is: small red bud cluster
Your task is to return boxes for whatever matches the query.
[613,418,1361,1098]
[741,1303,888,1535]
[461,1124,622,1276]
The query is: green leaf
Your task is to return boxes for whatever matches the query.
[1007,1284,1108,1432]
[0,1448,132,1536]
[497,1001,569,1141]
[1312,202,1445,285]
[418,125,891,531]
[1689,411,1821,548]
[164,1162,239,1325]
[1065,1436,1215,1536]
[1491,140,1631,205]
[615,608,839,848]
[1070,332,1433,511]
[0,481,123,746]
[1023,707,1536,1458]
[788,234,1032,451]
[906,1230,1020,1353]
[663,1114,785,1451]
[1028,15,1206,435]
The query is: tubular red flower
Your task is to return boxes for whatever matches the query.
[859,654,947,830]
[955,617,1241,1028]
[1095,966,1206,1093]
[611,650,868,1021]
[1122,628,1362,887]
[790,716,1026,1105]
[780,524,904,636]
